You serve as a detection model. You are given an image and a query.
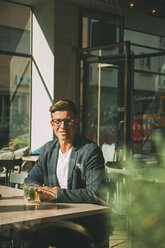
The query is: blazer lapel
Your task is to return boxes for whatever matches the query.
[67,135,80,189]
[67,147,78,189]
[49,141,60,186]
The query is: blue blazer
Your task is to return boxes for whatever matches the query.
[25,135,106,205]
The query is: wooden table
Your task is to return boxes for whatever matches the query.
[0,186,109,226]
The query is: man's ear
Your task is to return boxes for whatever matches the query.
[50,120,54,127]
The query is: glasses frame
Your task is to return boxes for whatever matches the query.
[51,118,76,127]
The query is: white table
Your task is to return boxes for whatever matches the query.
[0,186,109,226]
[22,155,39,163]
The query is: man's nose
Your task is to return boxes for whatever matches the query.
[60,120,65,127]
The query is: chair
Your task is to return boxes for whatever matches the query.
[0,158,23,185]
[9,172,28,189]
[105,165,130,210]
[12,221,94,248]
[105,165,131,244]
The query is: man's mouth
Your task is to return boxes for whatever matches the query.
[59,131,67,135]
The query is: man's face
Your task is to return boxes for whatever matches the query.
[50,110,79,143]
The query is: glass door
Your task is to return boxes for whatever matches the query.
[80,42,134,163]
[80,42,133,162]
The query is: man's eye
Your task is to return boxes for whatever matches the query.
[65,120,70,124]
[55,120,61,124]
[52,118,74,126]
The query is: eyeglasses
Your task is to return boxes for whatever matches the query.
[52,118,75,127]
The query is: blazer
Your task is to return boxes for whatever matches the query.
[25,135,106,205]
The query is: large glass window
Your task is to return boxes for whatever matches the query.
[130,40,165,162]
[0,2,31,150]
[81,14,165,165]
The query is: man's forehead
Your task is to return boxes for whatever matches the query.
[52,110,74,117]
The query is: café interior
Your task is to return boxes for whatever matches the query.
[1,0,165,247]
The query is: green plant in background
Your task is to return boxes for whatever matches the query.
[23,117,30,133]
[7,117,30,151]
[104,131,165,248]
[8,136,29,151]
[127,180,165,248]
[123,133,165,248]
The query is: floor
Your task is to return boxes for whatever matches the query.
[110,229,130,248]
[109,213,131,248]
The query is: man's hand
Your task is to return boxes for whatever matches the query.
[38,186,58,202]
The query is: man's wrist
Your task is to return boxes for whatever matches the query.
[52,186,58,200]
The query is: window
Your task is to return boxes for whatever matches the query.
[0,2,31,150]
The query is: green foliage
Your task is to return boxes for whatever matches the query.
[126,179,165,248]
[8,136,30,151]
[23,118,30,133]
[123,133,165,248]
[105,132,165,248]
[0,117,30,151]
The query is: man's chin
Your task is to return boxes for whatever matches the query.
[59,135,69,141]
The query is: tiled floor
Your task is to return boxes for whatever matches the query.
[110,229,130,248]
[109,213,131,248]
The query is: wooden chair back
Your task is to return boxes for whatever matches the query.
[0,158,23,185]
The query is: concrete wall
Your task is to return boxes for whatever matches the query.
[54,2,79,105]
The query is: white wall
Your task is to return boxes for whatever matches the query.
[31,1,80,150]
[31,0,55,150]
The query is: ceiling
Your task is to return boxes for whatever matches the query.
[117,0,165,19]
[7,0,165,20]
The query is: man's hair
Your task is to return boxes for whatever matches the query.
[49,99,78,118]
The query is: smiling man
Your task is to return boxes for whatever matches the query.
[25,99,113,248]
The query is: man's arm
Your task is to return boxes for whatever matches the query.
[24,140,58,187]
[24,157,45,186]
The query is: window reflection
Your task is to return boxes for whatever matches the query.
[0,55,31,149]
[0,1,31,54]
[0,2,31,150]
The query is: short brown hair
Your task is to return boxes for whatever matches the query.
[49,99,78,118]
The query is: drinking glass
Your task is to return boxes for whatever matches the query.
[24,183,40,204]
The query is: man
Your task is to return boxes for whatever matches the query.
[25,99,113,247]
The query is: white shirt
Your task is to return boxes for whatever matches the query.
[56,147,72,189]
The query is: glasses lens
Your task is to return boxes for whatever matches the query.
[53,120,61,126]
[65,119,73,125]
[52,118,74,126]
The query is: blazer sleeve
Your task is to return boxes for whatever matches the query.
[24,154,45,186]
[24,140,59,187]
